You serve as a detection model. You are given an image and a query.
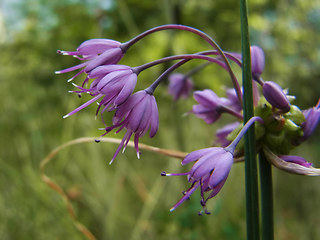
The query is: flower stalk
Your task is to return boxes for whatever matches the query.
[259,151,274,240]
[240,0,261,238]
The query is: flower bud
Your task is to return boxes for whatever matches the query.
[262,81,290,113]
[250,45,265,78]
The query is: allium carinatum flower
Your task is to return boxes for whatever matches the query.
[56,39,124,82]
[64,65,137,118]
[262,81,291,113]
[192,89,241,124]
[103,90,159,164]
[163,147,233,213]
[168,73,194,101]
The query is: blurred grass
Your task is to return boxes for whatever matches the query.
[0,0,320,239]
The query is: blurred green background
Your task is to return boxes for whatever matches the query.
[1,0,320,239]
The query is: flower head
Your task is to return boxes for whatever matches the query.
[64,65,137,118]
[162,147,233,214]
[262,81,291,113]
[103,90,159,163]
[168,73,194,101]
[56,39,124,82]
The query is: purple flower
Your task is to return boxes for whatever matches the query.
[279,155,312,168]
[56,39,124,82]
[250,45,265,79]
[225,88,242,112]
[262,81,290,113]
[192,90,230,124]
[215,122,241,147]
[64,65,137,118]
[192,89,242,124]
[300,99,320,141]
[162,147,233,213]
[103,90,159,164]
[168,73,194,101]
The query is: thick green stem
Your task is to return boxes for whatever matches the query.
[239,0,260,239]
[259,151,274,240]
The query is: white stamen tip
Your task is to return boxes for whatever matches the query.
[63,114,69,119]
[55,71,61,74]
[71,83,78,87]
[122,147,127,153]
[67,78,74,82]
[169,207,175,212]
[109,159,114,165]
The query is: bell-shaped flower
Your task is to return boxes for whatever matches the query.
[192,89,242,124]
[300,99,320,142]
[56,39,124,82]
[168,73,194,101]
[63,65,137,118]
[102,90,159,164]
[250,45,265,79]
[262,81,291,113]
[162,117,264,213]
[162,147,234,214]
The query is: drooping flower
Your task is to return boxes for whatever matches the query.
[102,90,159,164]
[162,117,264,213]
[300,99,320,142]
[162,147,234,214]
[56,39,124,82]
[262,81,291,113]
[192,89,242,124]
[168,73,194,101]
[64,65,137,118]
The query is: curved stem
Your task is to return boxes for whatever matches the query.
[136,54,226,93]
[122,24,242,105]
[225,116,263,153]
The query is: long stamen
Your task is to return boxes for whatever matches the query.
[63,94,103,118]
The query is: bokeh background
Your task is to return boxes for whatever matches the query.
[1,0,320,239]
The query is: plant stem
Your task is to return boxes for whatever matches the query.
[121,24,242,105]
[239,0,260,239]
[259,151,274,240]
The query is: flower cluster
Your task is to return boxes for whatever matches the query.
[57,24,319,213]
